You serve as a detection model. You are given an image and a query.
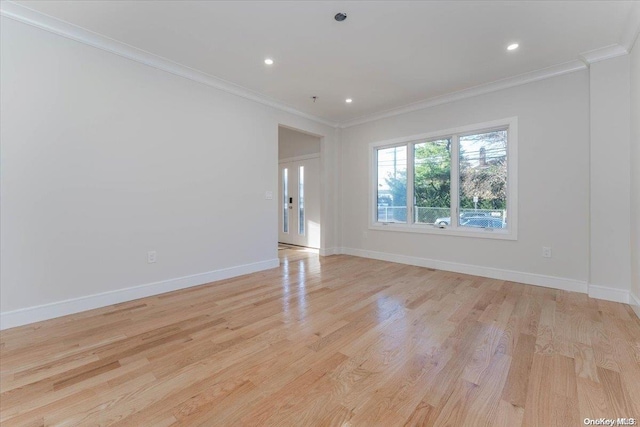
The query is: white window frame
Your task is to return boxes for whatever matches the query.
[369,117,518,240]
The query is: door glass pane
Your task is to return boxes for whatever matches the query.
[298,166,305,235]
[283,168,289,233]
[414,138,451,225]
[376,146,407,223]
[459,130,507,229]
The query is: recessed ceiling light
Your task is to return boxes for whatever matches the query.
[264,58,274,65]
[507,43,519,51]
[345,98,353,103]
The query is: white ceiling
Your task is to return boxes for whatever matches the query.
[12,1,640,124]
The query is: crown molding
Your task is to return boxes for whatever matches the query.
[621,1,640,53]
[2,1,635,131]
[579,44,629,65]
[0,1,339,128]
[339,60,587,128]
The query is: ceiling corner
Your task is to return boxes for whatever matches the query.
[579,44,629,65]
[620,1,640,53]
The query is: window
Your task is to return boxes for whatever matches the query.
[370,118,517,240]
[414,138,451,224]
[282,168,289,233]
[458,130,507,229]
[298,166,305,235]
[376,146,407,223]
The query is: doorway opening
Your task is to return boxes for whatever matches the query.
[278,126,321,251]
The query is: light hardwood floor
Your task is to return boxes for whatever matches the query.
[1,248,639,426]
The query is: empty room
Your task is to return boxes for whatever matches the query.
[1,1,639,426]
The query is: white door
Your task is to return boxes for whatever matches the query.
[278,157,320,248]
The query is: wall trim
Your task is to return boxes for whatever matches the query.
[0,258,280,331]
[621,2,640,53]
[279,153,320,163]
[319,247,339,256]
[579,44,629,65]
[587,284,630,304]
[4,1,628,132]
[0,1,338,128]
[341,248,635,305]
[341,247,588,294]
[630,292,640,320]
[339,60,587,128]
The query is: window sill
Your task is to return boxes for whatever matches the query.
[369,223,517,241]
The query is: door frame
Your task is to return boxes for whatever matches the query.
[277,124,330,255]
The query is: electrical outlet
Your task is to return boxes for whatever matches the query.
[265,191,273,200]
[147,251,157,263]
[542,247,552,258]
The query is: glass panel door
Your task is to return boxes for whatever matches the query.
[283,167,289,234]
[298,166,305,235]
[278,158,320,248]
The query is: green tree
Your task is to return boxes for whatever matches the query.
[413,140,451,208]
[459,160,507,209]
[383,133,507,216]
[385,170,407,207]
[459,131,507,210]
[384,140,451,223]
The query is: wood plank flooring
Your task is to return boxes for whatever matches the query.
[1,248,639,426]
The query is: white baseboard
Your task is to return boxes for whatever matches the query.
[319,247,338,256]
[587,284,630,304]
[3,250,634,330]
[341,247,587,294]
[341,247,637,305]
[0,258,280,331]
[630,292,640,319]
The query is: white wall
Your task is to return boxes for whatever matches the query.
[589,55,631,299]
[2,12,636,328]
[631,39,640,312]
[0,17,337,326]
[278,127,321,160]
[340,71,591,288]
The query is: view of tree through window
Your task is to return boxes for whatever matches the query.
[413,139,451,224]
[376,146,407,223]
[459,130,507,228]
[373,122,511,232]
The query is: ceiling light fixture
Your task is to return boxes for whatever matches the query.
[345,98,353,103]
[507,43,519,51]
[264,58,274,65]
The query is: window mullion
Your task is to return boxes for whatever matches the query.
[450,135,460,229]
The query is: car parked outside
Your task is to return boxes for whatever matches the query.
[434,211,493,226]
